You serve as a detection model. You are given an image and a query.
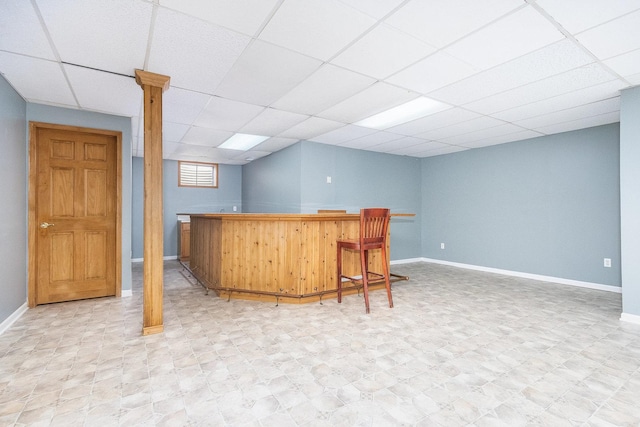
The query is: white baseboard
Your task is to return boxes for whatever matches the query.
[0,302,28,336]
[131,255,178,263]
[121,290,132,297]
[391,258,424,265]
[620,312,640,325]
[420,258,621,293]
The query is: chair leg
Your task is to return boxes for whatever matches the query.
[360,249,370,314]
[381,245,393,308]
[336,244,342,304]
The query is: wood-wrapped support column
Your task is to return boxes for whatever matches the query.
[135,69,170,335]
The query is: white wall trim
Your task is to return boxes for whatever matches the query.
[131,255,177,263]
[0,302,28,336]
[420,258,621,293]
[391,257,424,265]
[121,290,132,297]
[620,313,640,325]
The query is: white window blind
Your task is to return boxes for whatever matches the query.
[178,161,218,188]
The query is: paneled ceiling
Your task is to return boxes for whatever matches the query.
[1,0,638,164]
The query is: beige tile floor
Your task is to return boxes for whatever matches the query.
[1,261,640,426]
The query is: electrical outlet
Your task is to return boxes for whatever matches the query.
[604,258,611,268]
[326,176,332,184]
[440,243,445,249]
[233,206,237,212]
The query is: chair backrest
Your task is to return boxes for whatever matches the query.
[360,208,390,245]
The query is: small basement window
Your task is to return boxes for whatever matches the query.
[178,161,218,188]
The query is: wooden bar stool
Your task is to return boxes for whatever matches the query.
[337,208,393,313]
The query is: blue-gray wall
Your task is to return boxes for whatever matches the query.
[0,75,27,324]
[131,157,243,259]
[620,86,640,316]
[300,141,421,260]
[243,140,422,261]
[422,123,621,286]
[242,143,302,213]
[26,103,134,293]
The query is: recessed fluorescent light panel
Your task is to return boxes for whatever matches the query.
[219,133,269,151]
[355,97,450,129]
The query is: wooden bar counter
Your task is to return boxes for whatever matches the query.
[187,213,392,304]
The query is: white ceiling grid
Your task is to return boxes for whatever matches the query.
[0,0,638,163]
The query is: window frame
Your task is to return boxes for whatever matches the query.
[178,161,218,188]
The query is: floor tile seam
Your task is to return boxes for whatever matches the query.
[0,398,28,423]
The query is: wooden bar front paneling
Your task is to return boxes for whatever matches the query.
[188,213,389,303]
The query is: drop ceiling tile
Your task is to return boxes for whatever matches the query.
[440,123,527,145]
[166,153,204,162]
[193,96,264,132]
[163,141,183,156]
[158,0,280,36]
[387,141,448,156]
[416,116,506,141]
[164,88,212,125]
[493,80,627,122]
[465,63,618,115]
[252,137,300,152]
[214,40,323,106]
[181,126,233,146]
[340,131,403,150]
[604,49,640,80]
[271,64,375,115]
[387,51,478,95]
[575,10,640,60]
[258,0,376,61]
[338,0,404,19]
[310,125,377,145]
[514,97,620,129]
[385,0,520,48]
[460,130,543,148]
[277,117,345,140]
[163,122,190,142]
[533,111,620,135]
[627,72,640,85]
[331,23,436,79]
[209,147,249,163]
[148,7,251,94]
[369,136,427,153]
[387,108,482,136]
[418,145,468,158]
[231,149,271,160]
[37,0,152,75]
[0,53,76,106]
[64,64,141,116]
[218,158,248,165]
[239,108,309,136]
[430,39,594,105]
[445,5,564,70]
[317,82,419,123]
[536,0,640,34]
[172,143,216,157]
[1,0,55,59]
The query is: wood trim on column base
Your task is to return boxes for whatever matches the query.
[142,325,164,336]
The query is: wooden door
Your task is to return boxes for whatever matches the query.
[30,124,121,305]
